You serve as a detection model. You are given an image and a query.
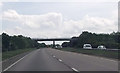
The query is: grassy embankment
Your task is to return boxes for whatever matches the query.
[57,48,119,60]
[2,48,36,60]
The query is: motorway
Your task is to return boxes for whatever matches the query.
[4,48,118,71]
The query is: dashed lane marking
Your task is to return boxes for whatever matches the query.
[72,68,79,72]
[58,59,62,62]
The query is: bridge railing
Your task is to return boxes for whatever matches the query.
[32,38,71,41]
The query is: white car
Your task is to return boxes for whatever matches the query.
[83,44,92,49]
[57,45,62,48]
[55,45,62,48]
[97,45,106,49]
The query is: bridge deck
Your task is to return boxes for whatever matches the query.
[32,38,71,41]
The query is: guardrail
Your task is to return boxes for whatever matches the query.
[83,48,120,51]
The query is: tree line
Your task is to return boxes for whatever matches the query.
[2,33,46,52]
[62,31,120,49]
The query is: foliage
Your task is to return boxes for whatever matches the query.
[62,31,120,49]
[2,33,47,52]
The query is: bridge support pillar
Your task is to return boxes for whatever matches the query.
[53,41,55,48]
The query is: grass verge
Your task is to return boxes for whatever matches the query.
[57,47,119,60]
[2,48,36,60]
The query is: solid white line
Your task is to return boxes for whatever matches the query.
[58,59,62,62]
[72,68,79,72]
[3,54,28,71]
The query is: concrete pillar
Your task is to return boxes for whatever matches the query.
[53,41,55,48]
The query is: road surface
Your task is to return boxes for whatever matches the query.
[4,48,118,71]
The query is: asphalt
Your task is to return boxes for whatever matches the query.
[47,48,118,71]
[4,48,118,71]
[2,51,32,71]
[6,48,72,71]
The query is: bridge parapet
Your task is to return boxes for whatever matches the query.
[32,38,71,41]
[32,38,71,48]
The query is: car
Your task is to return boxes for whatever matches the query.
[83,44,92,49]
[97,45,106,49]
[55,45,62,48]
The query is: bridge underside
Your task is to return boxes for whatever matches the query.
[34,38,70,41]
[33,38,71,48]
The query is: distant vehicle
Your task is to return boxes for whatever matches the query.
[97,45,106,49]
[55,45,62,48]
[83,44,92,49]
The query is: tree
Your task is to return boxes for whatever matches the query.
[62,31,120,49]
[2,33,45,52]
[2,33,11,52]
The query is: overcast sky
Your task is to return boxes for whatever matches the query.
[0,1,118,44]
[0,0,119,2]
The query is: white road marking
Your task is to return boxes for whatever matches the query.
[53,56,56,58]
[3,53,29,71]
[72,68,79,72]
[58,59,62,62]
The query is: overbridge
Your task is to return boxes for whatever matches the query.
[32,38,71,47]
